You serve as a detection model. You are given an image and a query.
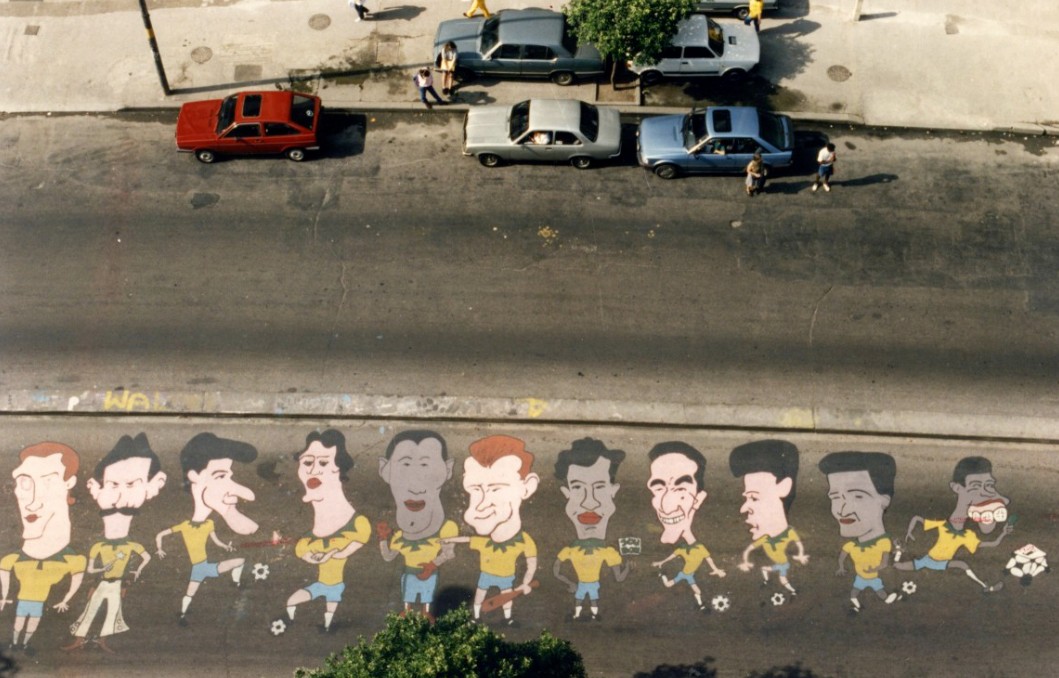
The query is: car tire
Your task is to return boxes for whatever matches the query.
[286,148,307,162]
[478,153,501,168]
[640,71,663,87]
[736,7,750,20]
[455,67,476,83]
[570,156,593,170]
[550,71,575,86]
[653,164,679,180]
[194,149,216,164]
[722,68,747,83]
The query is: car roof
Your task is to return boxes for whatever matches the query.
[706,107,761,137]
[671,14,719,46]
[229,91,309,123]
[497,8,564,45]
[528,99,584,130]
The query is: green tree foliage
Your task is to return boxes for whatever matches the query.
[564,0,698,66]
[294,608,586,678]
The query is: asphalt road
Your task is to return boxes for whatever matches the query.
[0,110,1057,435]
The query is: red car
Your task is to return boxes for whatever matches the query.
[175,90,322,163]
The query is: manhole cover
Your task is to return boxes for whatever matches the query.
[827,65,852,82]
[309,13,331,30]
[191,46,212,64]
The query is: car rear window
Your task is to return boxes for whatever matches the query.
[579,102,599,142]
[757,110,787,150]
[216,95,237,134]
[510,100,530,139]
[290,95,317,130]
[561,19,578,54]
[242,95,262,117]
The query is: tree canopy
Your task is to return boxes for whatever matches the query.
[564,0,698,66]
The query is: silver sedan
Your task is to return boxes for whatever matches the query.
[463,99,622,169]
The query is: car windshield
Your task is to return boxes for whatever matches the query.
[757,110,787,150]
[707,18,724,55]
[216,95,237,135]
[561,19,578,54]
[510,100,530,140]
[579,102,599,142]
[480,17,500,54]
[290,94,316,130]
[683,111,709,148]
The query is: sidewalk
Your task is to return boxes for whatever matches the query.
[1,0,1058,133]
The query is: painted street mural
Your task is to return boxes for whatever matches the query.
[0,428,1050,665]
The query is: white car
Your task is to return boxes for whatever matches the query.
[628,14,759,85]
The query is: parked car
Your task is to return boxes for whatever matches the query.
[464,99,621,169]
[433,8,605,86]
[627,14,759,85]
[636,106,794,179]
[175,90,322,163]
[696,0,779,20]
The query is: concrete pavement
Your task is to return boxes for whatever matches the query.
[1,0,1058,132]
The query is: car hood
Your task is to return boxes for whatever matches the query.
[176,99,221,147]
[719,21,760,66]
[435,18,481,56]
[464,106,512,147]
[638,114,688,156]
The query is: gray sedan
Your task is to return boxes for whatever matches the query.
[463,99,622,169]
[433,8,605,86]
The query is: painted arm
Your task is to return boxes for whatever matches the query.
[517,555,538,595]
[791,539,809,565]
[705,556,726,578]
[209,530,234,553]
[155,528,173,558]
[131,551,152,581]
[0,570,11,610]
[378,538,399,562]
[86,552,108,575]
[433,542,457,567]
[553,558,577,593]
[612,561,630,583]
[980,523,1015,549]
[332,540,365,560]
[904,516,925,545]
[737,543,758,572]
[651,553,677,568]
[835,549,849,575]
[54,572,85,612]
[441,536,471,544]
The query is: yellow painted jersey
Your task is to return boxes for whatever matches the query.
[90,540,146,580]
[0,551,87,602]
[925,519,979,561]
[170,519,215,565]
[295,514,371,586]
[390,520,459,570]
[842,536,892,578]
[557,543,621,583]
[469,532,537,578]
[753,527,800,565]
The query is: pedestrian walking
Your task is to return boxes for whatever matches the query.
[414,68,444,109]
[464,0,491,18]
[812,143,837,192]
[745,152,765,197]
[744,0,764,32]
[349,0,369,21]
[437,41,459,97]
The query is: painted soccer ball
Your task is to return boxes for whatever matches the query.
[770,592,786,606]
[711,595,731,613]
[253,563,270,581]
[270,619,287,636]
[901,580,917,596]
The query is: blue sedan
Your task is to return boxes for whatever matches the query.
[636,106,794,180]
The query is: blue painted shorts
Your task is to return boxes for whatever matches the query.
[674,571,697,587]
[770,563,791,577]
[575,581,601,601]
[913,555,949,571]
[306,581,345,603]
[190,561,220,583]
[853,575,884,592]
[478,572,515,591]
[16,600,44,618]
[402,572,438,604]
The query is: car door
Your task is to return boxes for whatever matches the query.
[654,45,683,76]
[726,137,766,170]
[484,43,523,77]
[263,122,303,153]
[220,123,265,154]
[520,44,556,78]
[687,137,739,172]
[680,45,722,76]
[513,130,558,162]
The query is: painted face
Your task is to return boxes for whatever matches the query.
[189,458,258,535]
[463,455,536,538]
[954,472,1009,534]
[88,457,165,515]
[380,438,453,540]
[826,469,890,541]
[297,441,344,505]
[562,457,619,540]
[739,471,792,540]
[12,453,75,541]
[648,453,706,545]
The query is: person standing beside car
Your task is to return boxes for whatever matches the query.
[745,153,765,197]
[437,42,458,97]
[744,0,764,32]
[414,68,445,110]
[812,143,837,193]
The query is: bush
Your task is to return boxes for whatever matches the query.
[294,607,586,678]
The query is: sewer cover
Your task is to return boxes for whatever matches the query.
[827,65,852,82]
[191,47,213,64]
[309,14,331,30]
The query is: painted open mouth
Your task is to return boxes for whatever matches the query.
[659,514,684,525]
[404,500,426,512]
[577,512,601,525]
[839,518,856,525]
[307,478,322,489]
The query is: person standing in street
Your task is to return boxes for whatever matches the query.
[745,152,765,197]
[438,41,459,97]
[464,0,491,18]
[744,0,764,32]
[349,0,369,21]
[414,68,444,110]
[812,142,837,193]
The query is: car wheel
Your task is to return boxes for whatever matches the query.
[653,164,679,180]
[722,68,747,83]
[736,7,750,20]
[194,149,216,164]
[570,156,593,170]
[455,67,475,83]
[640,71,663,87]
[478,153,501,168]
[550,71,575,86]
[286,148,307,162]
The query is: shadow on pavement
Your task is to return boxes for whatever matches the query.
[434,585,476,618]
[634,657,827,678]
[318,112,368,159]
[368,4,426,21]
[838,172,899,187]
